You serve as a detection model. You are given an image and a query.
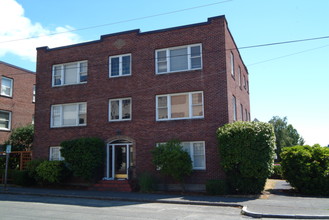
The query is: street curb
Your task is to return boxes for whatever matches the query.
[241,206,329,219]
[0,190,242,208]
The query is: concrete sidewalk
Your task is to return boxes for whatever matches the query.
[1,180,329,219]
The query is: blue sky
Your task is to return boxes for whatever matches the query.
[1,0,328,146]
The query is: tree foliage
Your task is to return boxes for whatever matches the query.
[152,140,192,183]
[8,124,34,151]
[281,145,329,195]
[269,116,304,160]
[217,121,276,194]
[60,137,105,181]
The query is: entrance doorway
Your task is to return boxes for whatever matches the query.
[105,141,133,180]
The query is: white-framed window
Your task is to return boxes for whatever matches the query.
[230,51,235,77]
[156,44,202,74]
[109,54,131,77]
[52,61,87,86]
[232,95,237,121]
[51,102,87,128]
[182,141,206,170]
[1,77,13,97]
[109,98,131,121]
[32,85,36,103]
[0,110,11,131]
[240,104,243,121]
[156,91,204,121]
[49,146,64,161]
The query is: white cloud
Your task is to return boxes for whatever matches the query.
[0,0,80,62]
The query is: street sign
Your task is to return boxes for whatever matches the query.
[6,145,11,154]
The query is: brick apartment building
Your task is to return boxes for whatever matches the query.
[0,61,35,144]
[34,15,250,188]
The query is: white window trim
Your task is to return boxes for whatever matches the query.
[52,60,88,87]
[1,77,13,97]
[0,110,11,131]
[109,53,132,78]
[156,91,204,121]
[32,85,36,103]
[50,102,87,128]
[49,146,64,161]
[155,44,202,74]
[232,95,237,121]
[230,51,235,77]
[108,98,132,122]
[182,141,206,170]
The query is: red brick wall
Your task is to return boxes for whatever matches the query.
[34,16,250,184]
[0,62,35,143]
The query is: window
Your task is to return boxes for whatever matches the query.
[1,77,13,97]
[109,54,131,77]
[243,75,246,89]
[156,91,204,121]
[182,141,206,170]
[238,66,242,88]
[230,51,235,77]
[51,102,87,127]
[232,95,237,121]
[245,109,248,121]
[52,61,87,86]
[32,85,36,102]
[156,44,202,74]
[0,110,11,131]
[109,98,131,121]
[240,104,243,121]
[49,146,64,161]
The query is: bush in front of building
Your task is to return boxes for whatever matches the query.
[60,137,105,181]
[280,145,329,196]
[270,164,283,179]
[35,160,70,185]
[152,140,192,184]
[217,121,276,194]
[138,172,157,193]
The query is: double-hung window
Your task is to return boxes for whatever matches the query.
[1,77,13,97]
[232,95,237,121]
[183,141,206,170]
[49,146,64,161]
[109,54,131,77]
[156,91,204,121]
[51,102,87,127]
[230,51,235,77]
[109,98,131,121]
[156,44,202,74]
[52,61,87,86]
[0,110,11,131]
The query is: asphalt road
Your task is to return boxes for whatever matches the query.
[0,194,246,220]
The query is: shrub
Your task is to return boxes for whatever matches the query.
[26,159,45,184]
[281,145,329,195]
[35,161,70,184]
[152,140,192,183]
[138,172,156,193]
[60,137,105,181]
[12,170,35,186]
[270,164,283,179]
[217,121,276,194]
[206,179,229,195]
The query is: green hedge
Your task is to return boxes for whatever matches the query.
[281,145,329,195]
[217,121,276,194]
[61,137,105,181]
[206,179,229,195]
[36,161,70,184]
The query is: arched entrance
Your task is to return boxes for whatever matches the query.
[105,140,133,180]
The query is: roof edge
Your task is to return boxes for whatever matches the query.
[0,61,35,74]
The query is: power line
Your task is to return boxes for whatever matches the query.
[0,0,232,44]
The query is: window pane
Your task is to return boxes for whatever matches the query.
[110,100,119,120]
[111,57,120,76]
[64,63,78,84]
[191,46,201,57]
[54,66,62,85]
[0,112,10,129]
[63,104,77,126]
[157,51,167,73]
[191,57,201,69]
[192,93,202,105]
[158,108,168,119]
[52,106,61,127]
[122,99,131,119]
[158,96,167,108]
[192,106,203,117]
[192,93,203,117]
[1,78,12,96]
[80,62,88,82]
[171,94,188,118]
[122,56,131,75]
[79,103,87,124]
[170,48,188,71]
[193,143,205,168]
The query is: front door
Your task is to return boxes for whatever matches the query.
[106,143,133,179]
